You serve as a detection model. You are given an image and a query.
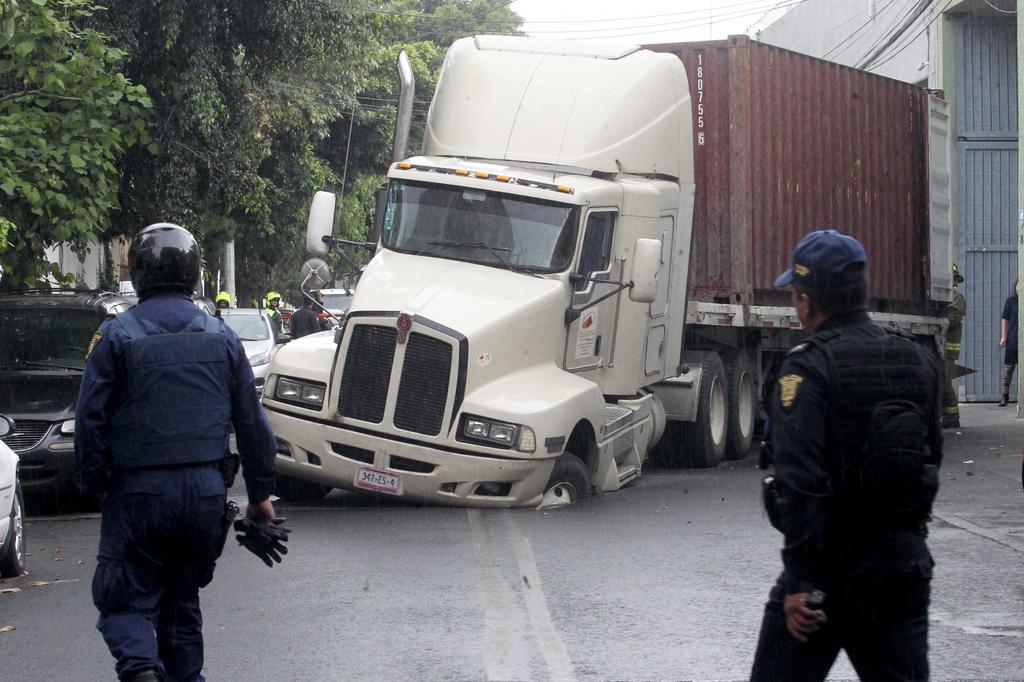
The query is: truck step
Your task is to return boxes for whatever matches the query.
[602,405,634,435]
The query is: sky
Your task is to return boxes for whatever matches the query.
[508,0,798,44]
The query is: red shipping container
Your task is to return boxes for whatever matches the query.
[648,36,937,311]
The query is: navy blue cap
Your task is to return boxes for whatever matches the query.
[774,229,867,289]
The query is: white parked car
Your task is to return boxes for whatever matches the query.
[217,308,286,394]
[0,414,26,578]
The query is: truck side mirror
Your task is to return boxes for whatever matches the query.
[629,238,662,303]
[306,191,336,257]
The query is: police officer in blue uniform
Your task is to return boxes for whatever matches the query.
[76,223,280,682]
[751,230,943,681]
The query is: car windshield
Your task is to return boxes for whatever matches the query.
[221,313,271,341]
[321,293,352,311]
[0,308,106,371]
[380,180,580,273]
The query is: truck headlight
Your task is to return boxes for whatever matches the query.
[460,415,535,452]
[59,419,75,435]
[275,377,326,408]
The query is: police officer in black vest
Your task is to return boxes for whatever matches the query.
[75,224,282,682]
[751,230,942,682]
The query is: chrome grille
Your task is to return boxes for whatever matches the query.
[339,325,396,423]
[393,333,453,436]
[1,420,53,452]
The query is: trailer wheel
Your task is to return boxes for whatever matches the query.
[681,352,728,468]
[539,453,591,509]
[722,349,757,461]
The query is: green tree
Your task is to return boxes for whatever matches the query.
[321,1,523,270]
[89,0,400,305]
[0,0,152,288]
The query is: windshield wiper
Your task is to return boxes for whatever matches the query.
[20,360,84,371]
[425,240,530,275]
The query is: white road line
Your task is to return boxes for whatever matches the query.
[934,512,1024,553]
[467,508,522,681]
[509,534,577,682]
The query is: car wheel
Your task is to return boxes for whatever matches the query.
[539,453,591,509]
[1,483,26,578]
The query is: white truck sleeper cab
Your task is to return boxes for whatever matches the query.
[263,36,695,507]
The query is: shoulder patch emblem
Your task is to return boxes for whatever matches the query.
[778,374,804,408]
[86,331,102,360]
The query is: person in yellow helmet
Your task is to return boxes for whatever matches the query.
[265,291,285,335]
[215,291,232,309]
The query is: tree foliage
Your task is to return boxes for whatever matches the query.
[2,0,522,297]
[0,0,151,288]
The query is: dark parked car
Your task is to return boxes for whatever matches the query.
[0,289,132,502]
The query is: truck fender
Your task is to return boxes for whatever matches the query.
[647,351,710,423]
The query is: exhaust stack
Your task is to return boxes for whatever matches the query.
[391,50,415,163]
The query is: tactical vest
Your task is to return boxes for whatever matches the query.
[806,325,939,530]
[109,309,232,470]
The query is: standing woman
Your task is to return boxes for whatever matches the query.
[999,279,1018,406]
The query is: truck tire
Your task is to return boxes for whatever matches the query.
[539,453,591,508]
[681,352,728,468]
[722,349,757,461]
[275,475,331,503]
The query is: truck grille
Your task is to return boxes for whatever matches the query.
[393,333,452,436]
[339,325,396,423]
[1,420,53,452]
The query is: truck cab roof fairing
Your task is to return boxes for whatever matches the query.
[424,36,693,182]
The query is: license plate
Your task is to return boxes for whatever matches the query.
[354,467,402,495]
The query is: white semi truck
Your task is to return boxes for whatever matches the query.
[262,36,951,507]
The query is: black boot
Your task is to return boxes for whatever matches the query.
[122,669,164,682]
[999,394,1009,407]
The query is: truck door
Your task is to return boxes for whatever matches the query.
[565,210,621,372]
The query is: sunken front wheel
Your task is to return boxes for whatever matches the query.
[540,454,591,508]
[0,483,26,578]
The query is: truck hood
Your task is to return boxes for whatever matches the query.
[353,250,567,350]
[0,371,81,420]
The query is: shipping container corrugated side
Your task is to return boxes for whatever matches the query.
[648,36,938,311]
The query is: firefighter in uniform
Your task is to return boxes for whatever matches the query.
[214,291,232,310]
[75,224,282,682]
[265,290,285,336]
[751,230,943,682]
[941,265,966,428]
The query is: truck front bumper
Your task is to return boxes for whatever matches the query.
[266,407,555,508]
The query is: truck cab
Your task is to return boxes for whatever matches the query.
[262,36,696,507]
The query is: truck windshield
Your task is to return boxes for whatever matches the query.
[380,180,580,273]
[0,308,106,371]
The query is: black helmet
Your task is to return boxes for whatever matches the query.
[129,223,201,297]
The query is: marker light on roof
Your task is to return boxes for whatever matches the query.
[393,163,574,195]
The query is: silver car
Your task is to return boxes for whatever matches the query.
[218,308,283,393]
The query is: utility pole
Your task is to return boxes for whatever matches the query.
[1018,0,1023,415]
[223,240,236,307]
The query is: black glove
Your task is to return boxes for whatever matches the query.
[234,516,292,567]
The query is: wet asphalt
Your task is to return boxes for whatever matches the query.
[1,403,1021,681]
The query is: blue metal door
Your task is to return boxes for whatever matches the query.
[955,18,1018,401]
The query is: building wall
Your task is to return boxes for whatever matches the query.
[954,17,1019,401]
[44,237,130,290]
[756,0,941,86]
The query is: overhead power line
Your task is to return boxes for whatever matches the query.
[869,0,956,70]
